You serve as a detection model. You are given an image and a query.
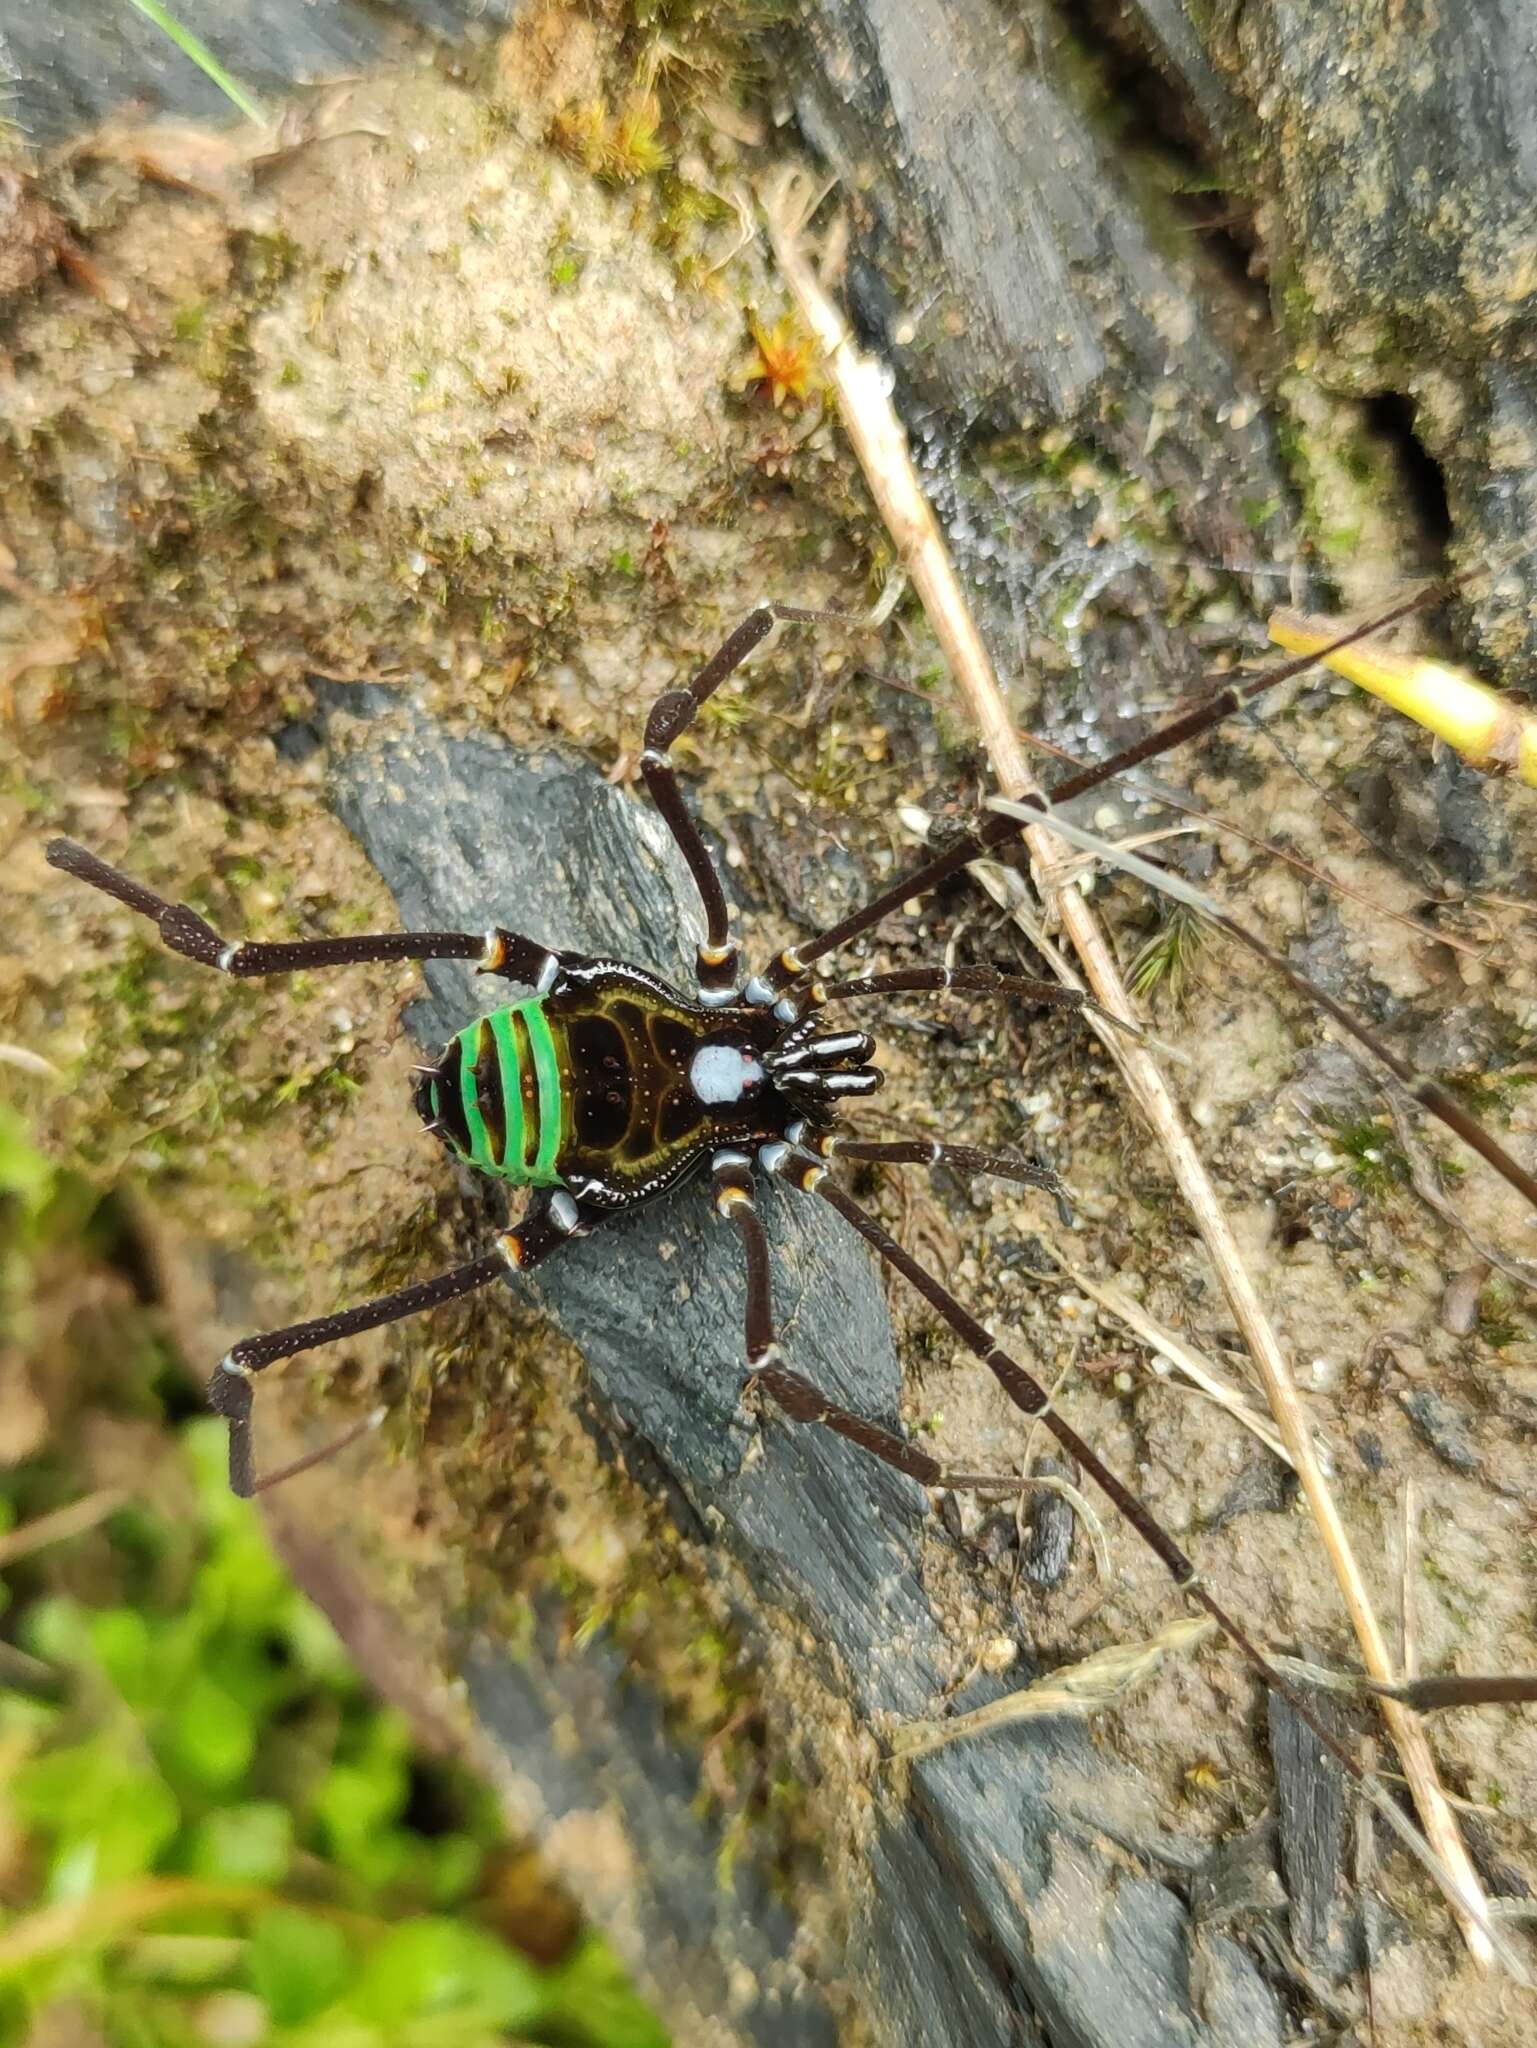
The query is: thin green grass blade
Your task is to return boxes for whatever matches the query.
[124,0,266,124]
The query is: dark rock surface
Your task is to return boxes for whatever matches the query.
[793,0,1291,555]
[790,0,1536,888]
[790,0,1298,769]
[2,0,513,142]
[1267,1684,1354,1978]
[323,686,1283,2047]
[1179,0,1537,675]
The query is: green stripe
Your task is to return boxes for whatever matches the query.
[523,997,564,1185]
[458,1021,496,1172]
[487,1006,526,1174]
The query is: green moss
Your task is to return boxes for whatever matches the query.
[239,226,302,289]
[1329,1116,1409,1198]
[1271,373,1412,583]
[652,172,730,256]
[1420,1551,1478,1629]
[1475,1275,1530,1351]
[547,228,588,292]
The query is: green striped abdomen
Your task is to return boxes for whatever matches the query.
[429,998,565,1186]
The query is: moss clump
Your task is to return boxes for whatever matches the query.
[1329,1116,1410,1198]
[548,92,669,183]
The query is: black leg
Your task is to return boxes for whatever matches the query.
[641,602,865,999]
[758,1146,1445,1807]
[46,838,555,985]
[772,1151,1215,1580]
[758,591,1447,999]
[209,1206,568,1497]
[803,965,1138,1044]
[799,1130,1067,1203]
[743,595,1537,1209]
[710,1154,1044,1495]
[811,965,1091,1016]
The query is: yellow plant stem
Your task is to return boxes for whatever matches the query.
[1269,608,1537,786]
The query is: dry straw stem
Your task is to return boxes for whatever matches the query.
[889,1616,1217,1762]
[761,166,1495,1965]
[0,1488,128,1566]
[1269,608,1537,786]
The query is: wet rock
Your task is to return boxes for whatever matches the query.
[1017,1456,1076,1590]
[1397,1387,1483,1476]
[789,0,1300,778]
[1190,1930,1287,2044]
[792,0,1291,555]
[1357,742,1518,894]
[1207,1453,1296,1532]
[1172,0,1537,678]
[6,0,514,143]
[1267,1680,1356,1980]
[1191,1817,1288,1935]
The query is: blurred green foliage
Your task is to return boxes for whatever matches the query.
[0,1107,668,2048]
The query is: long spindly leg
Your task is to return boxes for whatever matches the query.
[46,837,556,985]
[710,1153,1044,1495]
[797,1130,1067,1203]
[759,592,1443,1001]
[640,601,865,1001]
[798,965,1139,1045]
[746,593,1537,1209]
[760,1147,1494,1818]
[770,1149,1214,1584]
[810,965,1091,1016]
[209,1205,569,1498]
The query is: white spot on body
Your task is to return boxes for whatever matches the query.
[690,1044,765,1105]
